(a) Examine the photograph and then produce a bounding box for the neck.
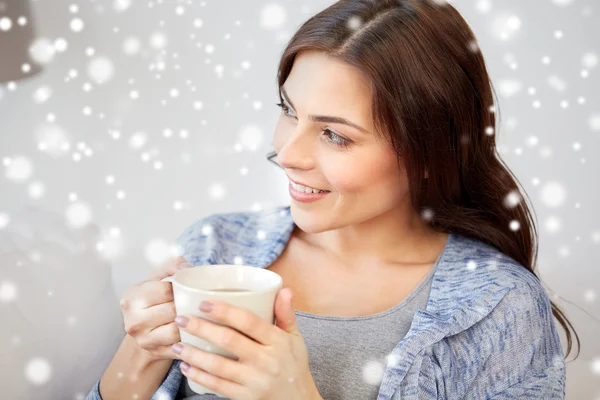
[298,204,447,270]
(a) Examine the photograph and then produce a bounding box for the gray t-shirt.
[176,261,437,400]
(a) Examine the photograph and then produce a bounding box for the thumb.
[274,288,299,334]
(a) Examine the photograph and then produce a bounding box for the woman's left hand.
[172,288,323,400]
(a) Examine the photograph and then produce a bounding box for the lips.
[287,177,329,192]
[289,182,331,202]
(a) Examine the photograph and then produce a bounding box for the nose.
[275,125,316,170]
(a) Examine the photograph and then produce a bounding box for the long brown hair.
[266,0,580,359]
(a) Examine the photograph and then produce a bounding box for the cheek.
[327,153,407,197]
[326,159,392,192]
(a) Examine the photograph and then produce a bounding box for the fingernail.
[175,316,189,328]
[181,362,190,372]
[178,262,193,269]
[171,342,183,355]
[199,301,213,313]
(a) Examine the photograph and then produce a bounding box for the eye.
[323,129,352,149]
[275,102,294,118]
[275,102,353,149]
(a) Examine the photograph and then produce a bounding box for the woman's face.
[273,50,414,233]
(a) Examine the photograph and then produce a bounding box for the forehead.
[282,50,373,121]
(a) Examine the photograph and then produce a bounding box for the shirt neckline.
[263,205,454,321]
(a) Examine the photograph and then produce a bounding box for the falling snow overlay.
[0,0,598,399]
[83,208,568,400]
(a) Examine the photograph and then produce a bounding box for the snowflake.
[582,52,598,69]
[497,79,522,97]
[347,16,362,31]
[201,224,213,236]
[55,38,68,52]
[113,0,132,13]
[0,212,10,229]
[503,190,522,208]
[540,182,567,208]
[466,260,477,271]
[548,75,567,92]
[33,85,53,103]
[145,238,172,264]
[25,357,52,385]
[28,181,45,199]
[70,18,84,32]
[0,16,12,31]
[239,124,264,151]
[0,280,18,303]
[29,37,55,64]
[65,201,93,228]
[4,155,34,181]
[208,183,226,200]
[589,114,600,131]
[385,353,401,368]
[544,216,561,234]
[123,36,141,55]
[583,290,596,303]
[260,4,286,30]
[362,360,385,386]
[150,32,168,49]
[591,358,600,376]
[88,56,115,84]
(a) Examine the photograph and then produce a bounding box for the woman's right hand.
[119,256,193,362]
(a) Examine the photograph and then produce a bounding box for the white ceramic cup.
[161,264,282,395]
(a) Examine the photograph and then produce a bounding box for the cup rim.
[170,264,282,295]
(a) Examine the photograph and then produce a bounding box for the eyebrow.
[279,87,369,134]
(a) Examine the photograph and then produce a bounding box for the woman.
[86,0,579,399]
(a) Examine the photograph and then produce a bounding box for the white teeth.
[290,181,327,194]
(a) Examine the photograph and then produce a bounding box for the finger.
[176,342,258,386]
[147,256,192,281]
[200,300,281,346]
[177,350,255,400]
[126,281,175,309]
[146,322,181,347]
[123,301,176,336]
[178,315,265,365]
[145,302,178,329]
[154,343,183,360]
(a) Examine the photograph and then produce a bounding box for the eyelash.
[275,102,352,149]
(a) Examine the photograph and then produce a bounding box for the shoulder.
[422,232,561,347]
[176,206,290,245]
[433,233,552,320]
[423,234,565,397]
[174,206,292,266]
[442,233,544,291]
[426,279,565,398]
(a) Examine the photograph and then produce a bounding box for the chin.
[289,206,330,233]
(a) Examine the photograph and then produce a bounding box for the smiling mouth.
[289,180,330,194]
